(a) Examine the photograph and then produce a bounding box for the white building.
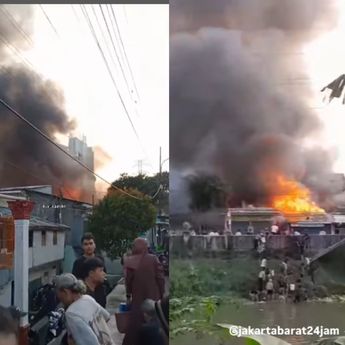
[28,218,69,296]
[0,195,69,307]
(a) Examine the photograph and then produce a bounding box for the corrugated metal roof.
[29,217,70,231]
[333,215,345,223]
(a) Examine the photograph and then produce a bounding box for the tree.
[110,172,169,214]
[88,189,156,259]
[187,174,226,212]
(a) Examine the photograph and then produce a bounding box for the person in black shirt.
[83,257,107,306]
[72,233,108,307]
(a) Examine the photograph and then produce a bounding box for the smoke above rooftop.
[170,0,339,213]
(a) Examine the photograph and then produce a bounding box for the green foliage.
[170,296,230,343]
[187,173,227,212]
[88,189,156,259]
[111,172,169,214]
[170,258,259,298]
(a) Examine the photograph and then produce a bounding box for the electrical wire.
[0,34,35,70]
[0,97,164,201]
[2,159,82,202]
[89,6,124,85]
[0,6,34,47]
[81,5,155,171]
[109,5,140,101]
[0,97,142,200]
[80,5,141,143]
[39,5,61,39]
[98,4,134,103]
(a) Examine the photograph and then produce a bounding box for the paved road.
[106,280,126,345]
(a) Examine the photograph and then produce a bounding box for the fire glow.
[270,174,325,214]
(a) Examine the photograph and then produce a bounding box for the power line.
[0,6,34,47]
[67,5,153,169]
[105,5,126,70]
[109,5,140,102]
[105,4,135,104]
[0,97,142,200]
[39,5,61,39]
[81,5,154,170]
[98,4,134,103]
[0,34,35,70]
[80,4,141,143]
[2,159,78,201]
[89,6,123,81]
[0,97,162,201]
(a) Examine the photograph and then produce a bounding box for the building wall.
[26,191,90,248]
[0,269,12,306]
[29,266,59,284]
[29,231,65,268]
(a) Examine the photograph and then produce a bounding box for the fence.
[169,234,345,258]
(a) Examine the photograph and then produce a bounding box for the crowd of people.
[0,233,168,345]
[250,256,312,303]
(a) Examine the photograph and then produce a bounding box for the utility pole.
[159,146,162,177]
[137,160,143,175]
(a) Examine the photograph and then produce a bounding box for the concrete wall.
[29,231,65,268]
[0,269,12,306]
[170,234,345,257]
[29,266,59,284]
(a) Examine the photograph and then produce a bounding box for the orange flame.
[270,174,325,214]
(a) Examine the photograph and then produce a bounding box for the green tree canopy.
[187,174,226,212]
[110,172,169,214]
[88,189,156,259]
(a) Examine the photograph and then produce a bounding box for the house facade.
[0,186,92,308]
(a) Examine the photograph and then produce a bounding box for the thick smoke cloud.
[170,0,338,211]
[0,5,93,202]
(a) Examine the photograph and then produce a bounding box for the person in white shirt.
[54,273,115,345]
[271,225,279,234]
[260,257,267,269]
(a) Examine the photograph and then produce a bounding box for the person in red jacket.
[122,238,165,345]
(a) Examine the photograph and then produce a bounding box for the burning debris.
[0,5,95,203]
[170,0,340,214]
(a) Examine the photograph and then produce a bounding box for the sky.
[18,4,168,193]
[303,0,345,173]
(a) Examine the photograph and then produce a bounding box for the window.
[53,232,58,245]
[41,231,46,246]
[29,232,33,248]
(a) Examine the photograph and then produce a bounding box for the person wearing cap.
[54,273,115,345]
[0,306,19,345]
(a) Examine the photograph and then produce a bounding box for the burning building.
[59,136,96,203]
[0,6,97,204]
[170,0,344,223]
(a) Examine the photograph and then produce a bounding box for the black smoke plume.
[0,5,93,202]
[170,0,340,212]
